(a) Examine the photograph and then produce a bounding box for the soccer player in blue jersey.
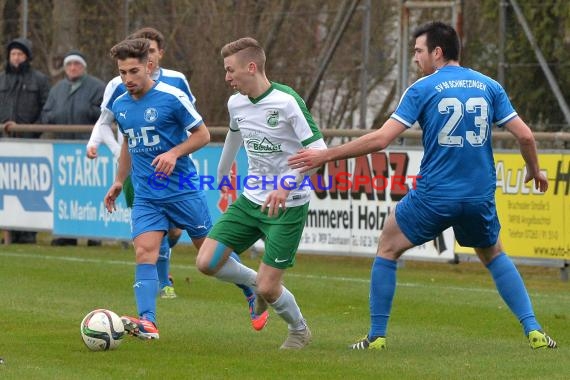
[90,28,256,308]
[104,38,267,339]
[87,27,196,159]
[289,21,557,350]
[87,27,191,299]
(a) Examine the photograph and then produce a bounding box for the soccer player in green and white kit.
[196,37,327,349]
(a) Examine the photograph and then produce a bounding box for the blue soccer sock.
[486,252,541,335]
[230,252,254,299]
[134,263,159,323]
[156,236,171,289]
[368,256,398,339]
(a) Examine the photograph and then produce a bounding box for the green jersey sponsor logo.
[266,109,279,128]
[246,137,282,153]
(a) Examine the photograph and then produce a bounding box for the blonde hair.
[221,37,266,73]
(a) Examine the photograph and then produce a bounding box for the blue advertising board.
[52,142,247,241]
[53,143,131,239]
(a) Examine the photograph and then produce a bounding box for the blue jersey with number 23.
[391,65,517,201]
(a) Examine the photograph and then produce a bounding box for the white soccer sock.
[270,286,306,330]
[213,257,257,289]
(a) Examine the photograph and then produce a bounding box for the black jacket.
[0,38,51,138]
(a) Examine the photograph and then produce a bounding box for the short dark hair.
[221,37,266,73]
[128,27,165,50]
[412,21,460,61]
[110,38,150,62]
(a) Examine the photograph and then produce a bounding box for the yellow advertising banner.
[456,153,569,259]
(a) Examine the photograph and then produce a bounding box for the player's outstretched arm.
[264,138,327,217]
[86,109,119,159]
[87,77,124,159]
[217,129,242,192]
[280,138,327,183]
[289,119,407,173]
[504,116,548,192]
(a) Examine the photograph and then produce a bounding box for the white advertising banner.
[298,149,455,260]
[0,141,454,261]
[0,141,54,230]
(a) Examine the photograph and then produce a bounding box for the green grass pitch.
[0,242,568,379]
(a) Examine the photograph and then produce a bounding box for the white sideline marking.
[1,251,568,300]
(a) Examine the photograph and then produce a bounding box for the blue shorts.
[395,190,500,248]
[131,194,212,240]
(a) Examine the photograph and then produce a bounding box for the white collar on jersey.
[151,67,161,81]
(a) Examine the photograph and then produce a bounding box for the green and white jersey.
[228,82,325,207]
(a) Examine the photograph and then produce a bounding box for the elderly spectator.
[41,50,105,140]
[41,49,105,246]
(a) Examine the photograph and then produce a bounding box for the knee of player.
[377,234,409,260]
[377,247,404,261]
[197,239,233,275]
[257,287,280,304]
[255,278,281,302]
[196,242,223,275]
[168,228,182,241]
[134,248,159,264]
[195,251,216,275]
[255,285,271,300]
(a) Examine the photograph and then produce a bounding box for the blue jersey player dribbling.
[289,21,557,350]
[104,38,267,340]
[88,27,196,300]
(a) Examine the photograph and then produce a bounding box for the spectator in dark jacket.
[0,37,51,244]
[41,50,105,246]
[41,50,105,140]
[0,37,50,138]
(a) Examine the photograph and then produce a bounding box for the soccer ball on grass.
[80,309,125,351]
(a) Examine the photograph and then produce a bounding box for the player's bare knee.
[134,248,158,264]
[254,280,281,303]
[195,251,215,275]
[475,245,501,265]
[380,250,404,261]
[255,286,272,302]
[168,228,182,240]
